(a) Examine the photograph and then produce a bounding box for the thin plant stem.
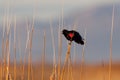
[29,17,34,80]
[58,19,62,80]
[6,15,11,80]
[26,18,31,80]
[13,15,17,80]
[60,42,72,80]
[80,28,87,80]
[1,15,6,80]
[50,18,57,80]
[18,29,23,80]
[41,30,46,80]
[67,54,73,80]
[109,4,114,80]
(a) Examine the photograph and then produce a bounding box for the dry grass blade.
[41,30,46,80]
[67,54,73,80]
[58,18,63,80]
[18,29,23,80]
[60,42,72,80]
[80,28,87,80]
[109,4,115,80]
[6,15,12,80]
[49,18,57,80]
[22,17,30,80]
[13,15,17,80]
[1,15,6,80]
[27,17,34,80]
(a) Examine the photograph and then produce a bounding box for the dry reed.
[13,15,17,80]
[27,17,34,80]
[1,15,6,80]
[60,42,72,80]
[18,28,23,80]
[80,29,86,80]
[58,16,63,80]
[109,4,115,80]
[41,30,46,80]
[6,15,12,80]
[49,19,57,80]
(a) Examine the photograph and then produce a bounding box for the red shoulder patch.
[68,33,74,38]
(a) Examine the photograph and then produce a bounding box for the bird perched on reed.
[62,29,84,45]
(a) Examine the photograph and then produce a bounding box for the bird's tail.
[80,40,84,45]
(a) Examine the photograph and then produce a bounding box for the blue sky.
[0,0,120,20]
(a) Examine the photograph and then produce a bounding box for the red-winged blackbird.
[62,29,84,45]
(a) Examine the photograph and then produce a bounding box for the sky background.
[0,0,120,20]
[0,0,120,64]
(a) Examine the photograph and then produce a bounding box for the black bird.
[62,29,84,45]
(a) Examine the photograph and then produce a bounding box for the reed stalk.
[22,17,30,80]
[41,30,46,80]
[6,14,11,80]
[26,19,31,80]
[29,17,34,80]
[0,55,2,80]
[1,15,6,80]
[80,29,86,80]
[60,42,72,80]
[49,19,57,80]
[18,29,23,80]
[109,4,114,80]
[58,18,62,80]
[67,54,73,80]
[13,15,17,80]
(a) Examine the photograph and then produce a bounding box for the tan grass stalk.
[73,43,76,64]
[41,30,46,80]
[22,17,30,80]
[58,1,64,79]
[29,17,34,80]
[58,16,63,80]
[28,34,31,80]
[26,18,31,80]
[4,8,7,79]
[22,17,29,80]
[13,15,17,80]
[1,15,6,80]
[69,57,74,80]
[21,17,29,80]
[49,18,57,80]
[109,4,114,80]
[0,55,2,80]
[21,50,25,80]
[67,58,70,80]
[0,59,1,79]
[60,42,72,80]
[18,30,23,80]
[67,54,73,80]
[6,15,12,80]
[80,29,86,80]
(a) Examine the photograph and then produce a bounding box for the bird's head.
[62,29,68,35]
